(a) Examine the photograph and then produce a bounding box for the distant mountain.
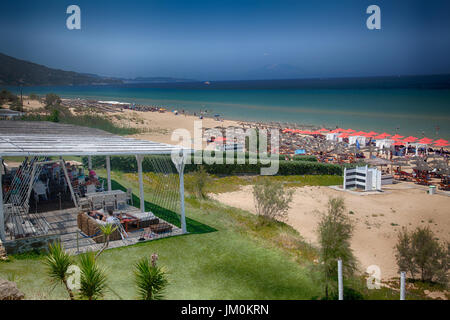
[124,76,197,83]
[115,74,450,90]
[0,53,123,86]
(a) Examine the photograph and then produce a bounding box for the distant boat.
[204,81,211,85]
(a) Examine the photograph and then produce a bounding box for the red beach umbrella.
[390,134,404,140]
[433,139,449,144]
[345,128,356,133]
[403,136,418,143]
[375,132,391,139]
[319,128,329,132]
[417,137,433,144]
[339,133,350,138]
[433,141,449,147]
[365,131,379,137]
[392,141,405,146]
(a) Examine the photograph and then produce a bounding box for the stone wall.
[3,234,60,255]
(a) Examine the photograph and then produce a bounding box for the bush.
[329,286,364,300]
[28,93,40,100]
[78,251,107,300]
[395,227,449,285]
[45,93,61,107]
[47,109,60,122]
[0,89,19,104]
[134,255,168,300]
[292,155,318,162]
[253,178,294,223]
[185,166,213,199]
[81,155,343,176]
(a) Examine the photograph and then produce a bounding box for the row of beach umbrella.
[282,128,449,147]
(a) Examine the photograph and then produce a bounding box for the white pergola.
[0,121,189,242]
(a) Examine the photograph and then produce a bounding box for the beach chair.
[33,180,48,201]
[116,192,128,210]
[126,188,133,205]
[104,194,116,211]
[91,195,104,210]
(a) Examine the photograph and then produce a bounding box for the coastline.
[16,87,450,140]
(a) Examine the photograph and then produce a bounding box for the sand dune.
[211,183,450,281]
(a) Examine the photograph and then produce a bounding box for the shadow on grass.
[109,179,217,235]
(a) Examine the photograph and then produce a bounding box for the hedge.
[82,155,342,176]
[292,155,318,162]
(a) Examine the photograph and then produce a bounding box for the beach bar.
[0,121,189,253]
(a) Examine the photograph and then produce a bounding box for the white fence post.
[338,259,343,300]
[343,167,347,190]
[400,271,406,300]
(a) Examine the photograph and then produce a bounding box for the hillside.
[0,53,123,86]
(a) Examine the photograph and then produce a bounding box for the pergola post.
[136,155,145,212]
[0,156,5,241]
[88,155,92,170]
[174,152,187,234]
[179,164,186,234]
[106,155,112,191]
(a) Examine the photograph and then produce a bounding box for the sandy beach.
[111,109,242,145]
[211,183,450,281]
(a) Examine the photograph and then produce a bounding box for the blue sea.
[17,85,450,139]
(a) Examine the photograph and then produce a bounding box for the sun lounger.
[126,211,159,228]
[149,222,173,234]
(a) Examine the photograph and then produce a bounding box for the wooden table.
[119,214,139,232]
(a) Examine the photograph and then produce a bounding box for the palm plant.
[95,223,118,260]
[79,251,107,300]
[44,240,75,300]
[134,256,168,300]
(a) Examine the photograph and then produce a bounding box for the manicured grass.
[0,171,322,300]
[1,170,409,300]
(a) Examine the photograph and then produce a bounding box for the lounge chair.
[104,194,116,211]
[116,192,128,210]
[91,196,104,210]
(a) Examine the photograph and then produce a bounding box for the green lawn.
[0,170,323,300]
[1,170,419,300]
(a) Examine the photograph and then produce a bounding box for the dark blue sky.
[1,0,449,80]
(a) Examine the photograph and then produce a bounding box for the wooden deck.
[6,206,182,254]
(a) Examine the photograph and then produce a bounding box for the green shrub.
[81,155,343,176]
[253,178,294,224]
[292,155,318,162]
[395,227,449,285]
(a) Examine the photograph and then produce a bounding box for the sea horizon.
[14,84,450,140]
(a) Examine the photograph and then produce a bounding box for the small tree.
[253,178,294,224]
[187,166,212,199]
[47,109,60,122]
[45,93,61,107]
[44,241,75,300]
[134,253,168,300]
[78,251,107,300]
[395,227,448,285]
[317,197,357,299]
[94,224,118,260]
